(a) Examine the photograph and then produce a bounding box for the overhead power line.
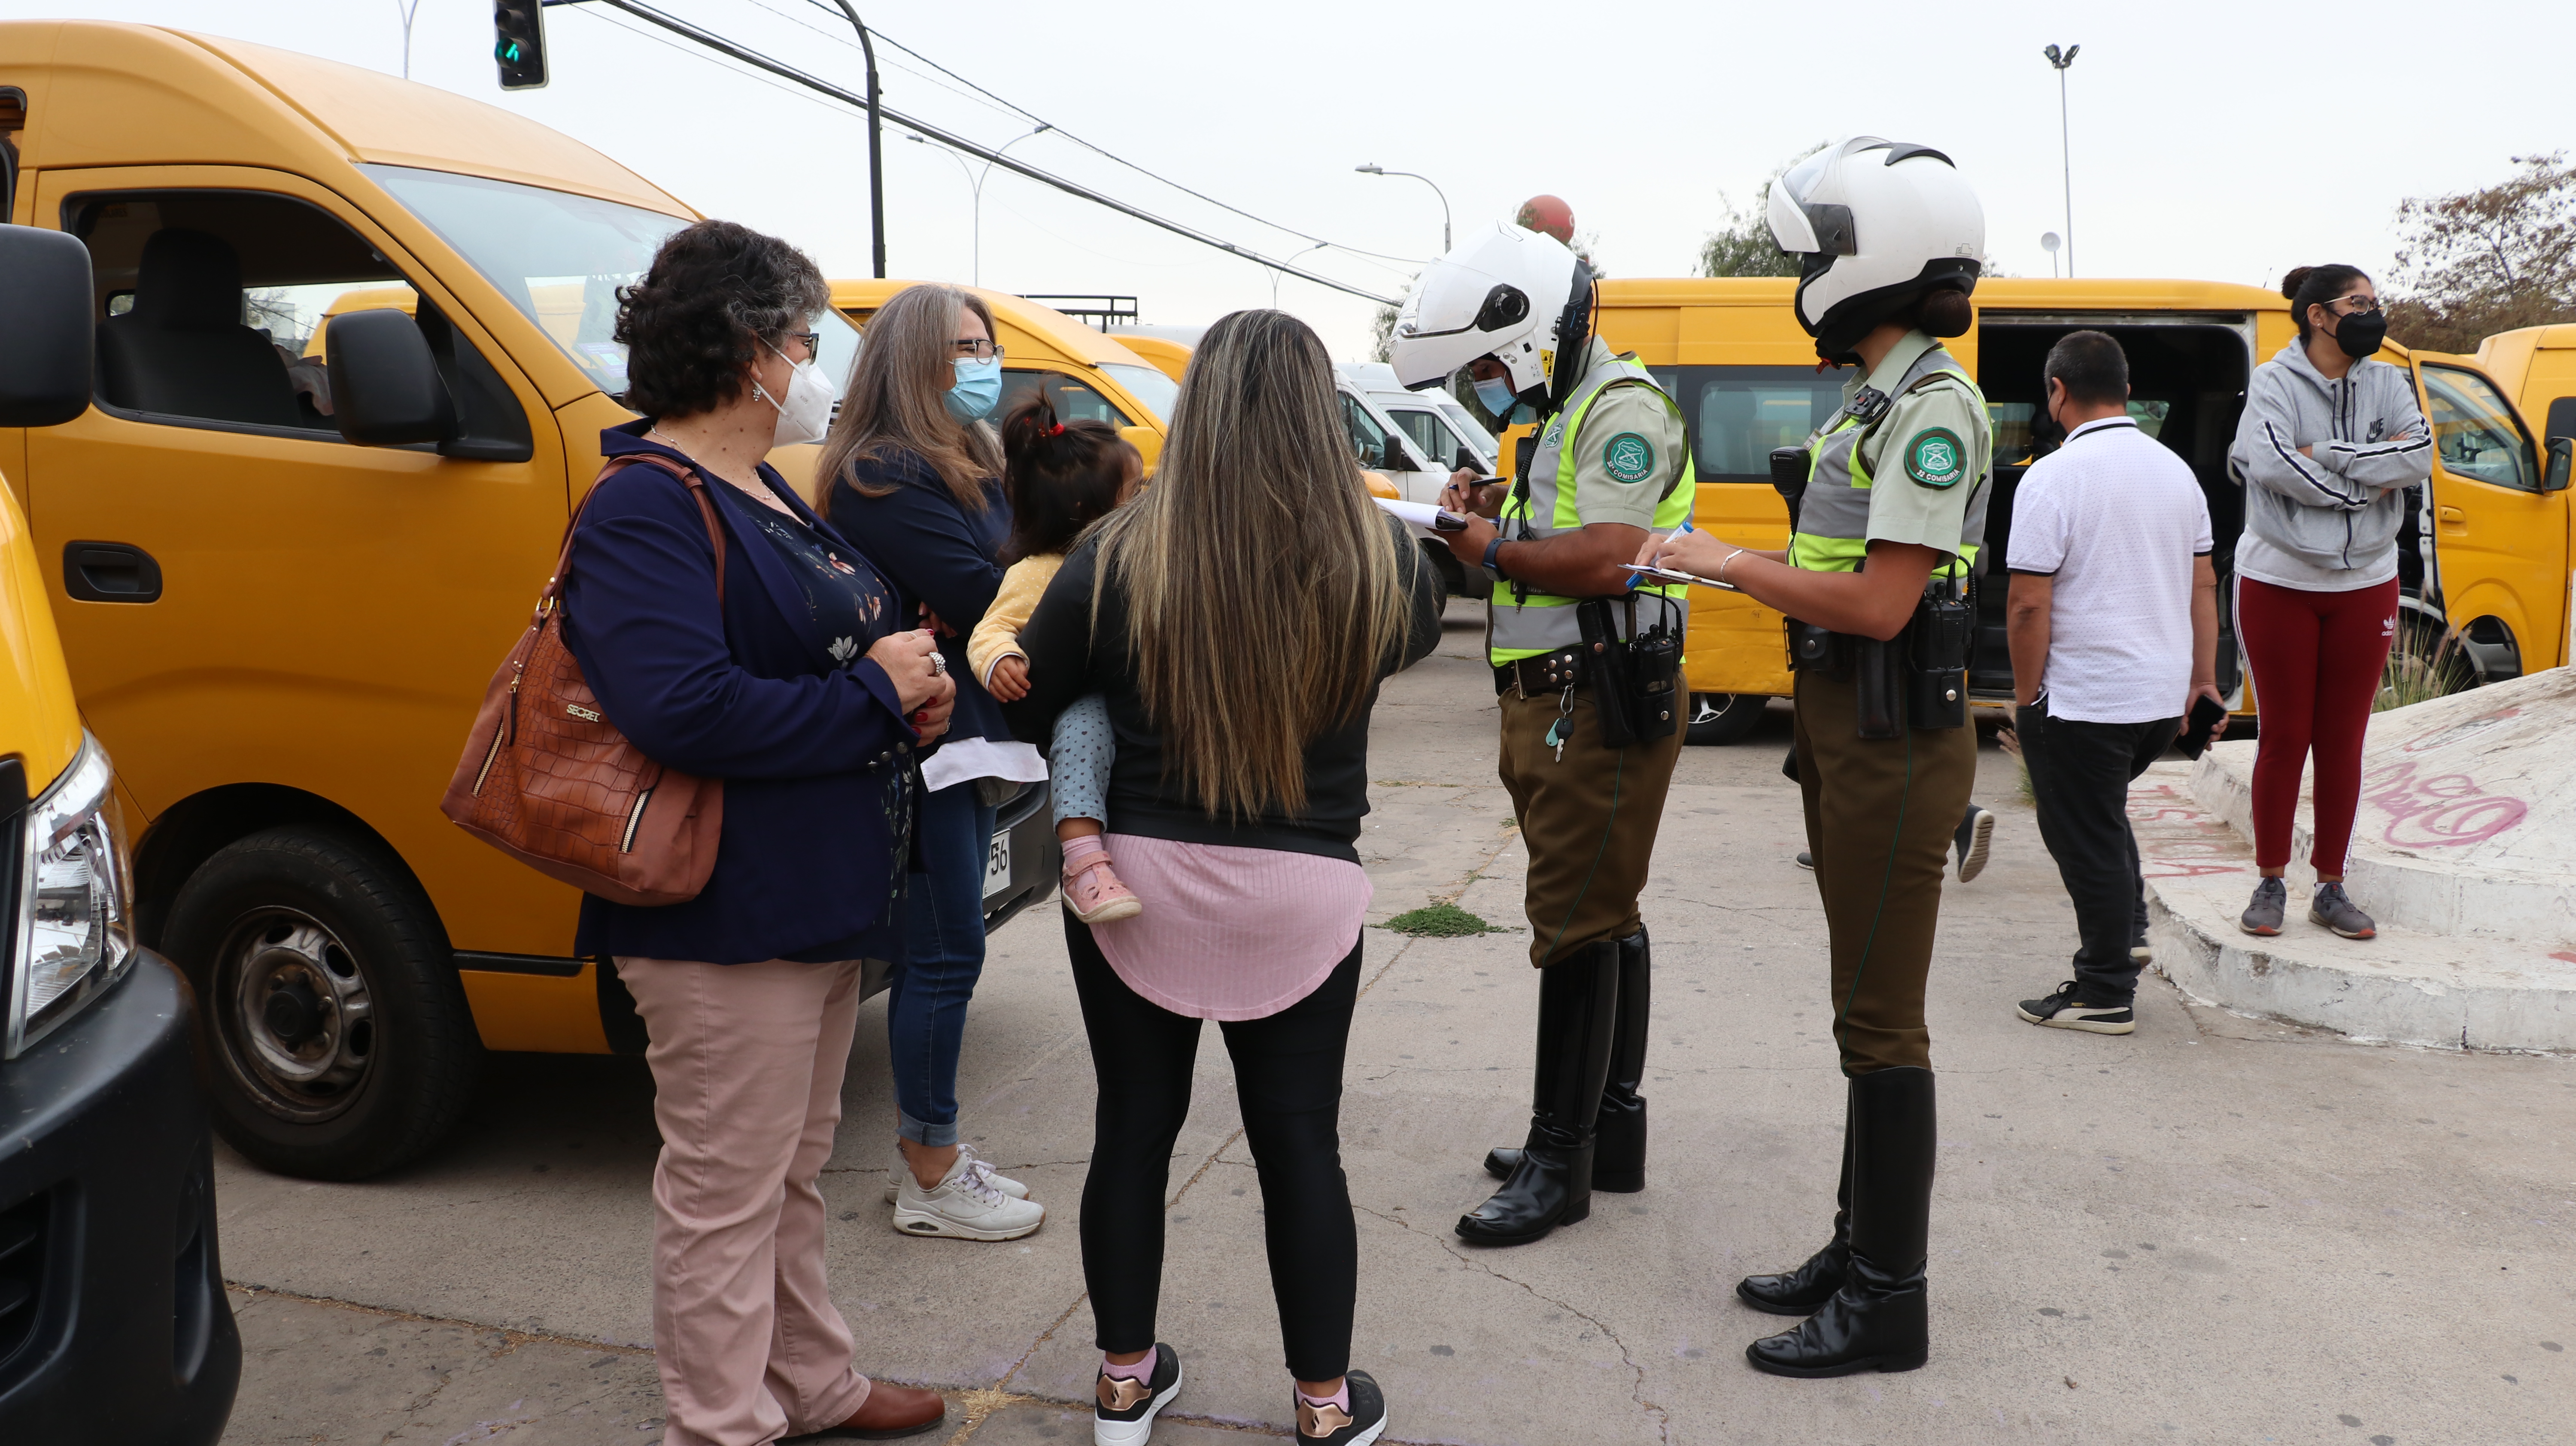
[580,0,1400,305]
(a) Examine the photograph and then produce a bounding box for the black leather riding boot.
[1736,1085,1854,1315]
[1745,1066,1934,1376]
[1456,940,1618,1246]
[1482,928,1650,1192]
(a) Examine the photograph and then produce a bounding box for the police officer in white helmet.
[1391,221,1694,1247]
[1646,137,1992,1376]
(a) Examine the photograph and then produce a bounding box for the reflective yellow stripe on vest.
[1488,358,1697,665]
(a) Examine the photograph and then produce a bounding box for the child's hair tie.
[1045,422,1066,437]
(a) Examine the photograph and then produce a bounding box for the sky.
[12,0,2574,360]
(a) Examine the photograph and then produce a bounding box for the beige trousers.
[615,956,875,1446]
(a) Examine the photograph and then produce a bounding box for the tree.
[2385,152,2576,355]
[1698,145,1824,278]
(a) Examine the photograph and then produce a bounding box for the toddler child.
[970,396,1145,924]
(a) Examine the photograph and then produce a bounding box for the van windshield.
[360,165,859,400]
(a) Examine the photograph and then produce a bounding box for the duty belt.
[1495,646,1586,696]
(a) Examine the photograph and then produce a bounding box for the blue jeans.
[887,779,996,1147]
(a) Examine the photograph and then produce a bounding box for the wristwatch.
[1482,536,1509,583]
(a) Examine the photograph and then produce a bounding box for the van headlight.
[4,735,135,1058]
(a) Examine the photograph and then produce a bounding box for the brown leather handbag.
[441,455,726,906]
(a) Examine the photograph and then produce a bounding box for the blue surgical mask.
[1473,377,1520,420]
[945,355,1002,421]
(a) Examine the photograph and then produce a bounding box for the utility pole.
[2043,43,2079,278]
[829,3,886,278]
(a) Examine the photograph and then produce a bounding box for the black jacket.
[829,447,1016,753]
[1003,513,1443,861]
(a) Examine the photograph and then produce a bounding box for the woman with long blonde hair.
[1005,309,1440,1446]
[821,283,1047,1244]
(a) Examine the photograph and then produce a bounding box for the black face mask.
[2331,310,2387,359]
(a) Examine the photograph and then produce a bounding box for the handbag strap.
[541,452,729,616]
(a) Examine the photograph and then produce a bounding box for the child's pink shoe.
[1064,853,1143,923]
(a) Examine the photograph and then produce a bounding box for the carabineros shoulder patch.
[1602,431,1656,484]
[1903,426,1967,489]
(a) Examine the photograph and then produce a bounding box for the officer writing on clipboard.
[1645,137,1990,1377]
[1388,220,1694,1247]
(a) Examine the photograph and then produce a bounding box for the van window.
[1339,392,1391,463]
[1384,406,1463,466]
[1098,362,1177,427]
[1001,370,1131,429]
[364,164,711,400]
[2422,365,2538,492]
[69,188,529,457]
[1649,366,1848,483]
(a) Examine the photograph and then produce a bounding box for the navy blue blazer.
[828,447,1015,754]
[562,423,918,965]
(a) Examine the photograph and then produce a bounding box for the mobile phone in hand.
[2174,694,2230,760]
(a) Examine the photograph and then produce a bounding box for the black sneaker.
[2016,981,2135,1035]
[1294,1369,1387,1445]
[1093,1343,1181,1446]
[1953,804,1994,883]
[1795,851,1816,871]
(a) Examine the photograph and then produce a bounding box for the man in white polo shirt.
[2006,331,2225,1035]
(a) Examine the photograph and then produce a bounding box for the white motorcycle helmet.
[1767,136,1984,365]
[1388,220,1593,413]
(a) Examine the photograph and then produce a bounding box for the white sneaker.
[891,1151,1045,1241]
[882,1140,1030,1204]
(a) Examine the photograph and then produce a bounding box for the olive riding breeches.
[1498,686,1683,968]
[1792,670,1977,1074]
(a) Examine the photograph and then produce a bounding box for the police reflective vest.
[1790,339,1991,578]
[1488,352,1697,664]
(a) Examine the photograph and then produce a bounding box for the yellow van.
[1109,332,1193,386]
[1587,277,2307,741]
[2,21,1061,1179]
[830,282,1176,472]
[2410,324,2576,676]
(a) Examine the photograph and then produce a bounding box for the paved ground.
[218,601,2576,1445]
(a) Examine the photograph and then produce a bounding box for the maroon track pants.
[2235,575,2400,874]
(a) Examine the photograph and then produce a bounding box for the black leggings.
[1066,913,1361,1382]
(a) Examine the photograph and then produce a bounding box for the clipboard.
[1620,562,1739,592]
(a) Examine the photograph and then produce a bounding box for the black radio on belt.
[1906,580,1974,731]
[1576,595,1681,748]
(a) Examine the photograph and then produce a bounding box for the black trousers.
[2014,699,2178,1006]
[1066,913,1361,1382]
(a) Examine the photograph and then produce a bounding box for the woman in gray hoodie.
[2226,264,2431,942]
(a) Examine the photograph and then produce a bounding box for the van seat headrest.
[130,228,247,332]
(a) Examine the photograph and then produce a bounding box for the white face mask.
[753,338,835,448]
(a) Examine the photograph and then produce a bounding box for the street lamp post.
[2042,43,2079,279]
[907,124,1051,288]
[1271,241,1330,310]
[1355,164,1450,254]
[826,3,885,278]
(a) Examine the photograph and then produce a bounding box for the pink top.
[1087,833,1371,1021]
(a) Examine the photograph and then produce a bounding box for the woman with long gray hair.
[1005,310,1442,1446]
[820,284,1048,1243]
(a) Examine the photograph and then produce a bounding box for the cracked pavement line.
[1352,1204,1673,1446]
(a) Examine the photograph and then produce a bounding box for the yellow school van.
[831,281,1176,472]
[0,22,1077,1181]
[1588,277,2303,741]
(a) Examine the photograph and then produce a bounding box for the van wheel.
[164,827,480,1181]
[1685,693,1767,745]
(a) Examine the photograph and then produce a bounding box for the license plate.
[981,832,1011,899]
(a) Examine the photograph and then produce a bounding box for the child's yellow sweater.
[966,553,1063,687]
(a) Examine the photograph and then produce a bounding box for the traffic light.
[494,0,548,91]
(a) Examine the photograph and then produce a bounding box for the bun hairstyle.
[1913,288,1975,338]
[2282,264,2370,341]
[997,393,1139,566]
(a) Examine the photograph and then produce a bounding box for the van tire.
[164,826,480,1181]
[1685,692,1768,745]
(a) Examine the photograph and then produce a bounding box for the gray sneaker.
[2310,882,2378,940]
[2239,877,2287,936]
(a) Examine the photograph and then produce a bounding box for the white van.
[1329,371,1479,600]
[1342,362,1498,475]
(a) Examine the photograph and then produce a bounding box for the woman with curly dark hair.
[816,285,1048,1243]
[565,218,955,1444]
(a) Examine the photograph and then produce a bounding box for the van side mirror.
[0,226,96,428]
[1379,435,1409,473]
[328,307,456,447]
[2547,437,2573,493]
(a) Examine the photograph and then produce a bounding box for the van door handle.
[2436,506,2465,524]
[63,541,164,603]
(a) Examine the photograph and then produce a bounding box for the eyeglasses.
[778,331,820,359]
[2327,296,2382,316]
[952,338,1003,360]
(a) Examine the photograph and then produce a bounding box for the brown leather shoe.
[786,1382,948,1441]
